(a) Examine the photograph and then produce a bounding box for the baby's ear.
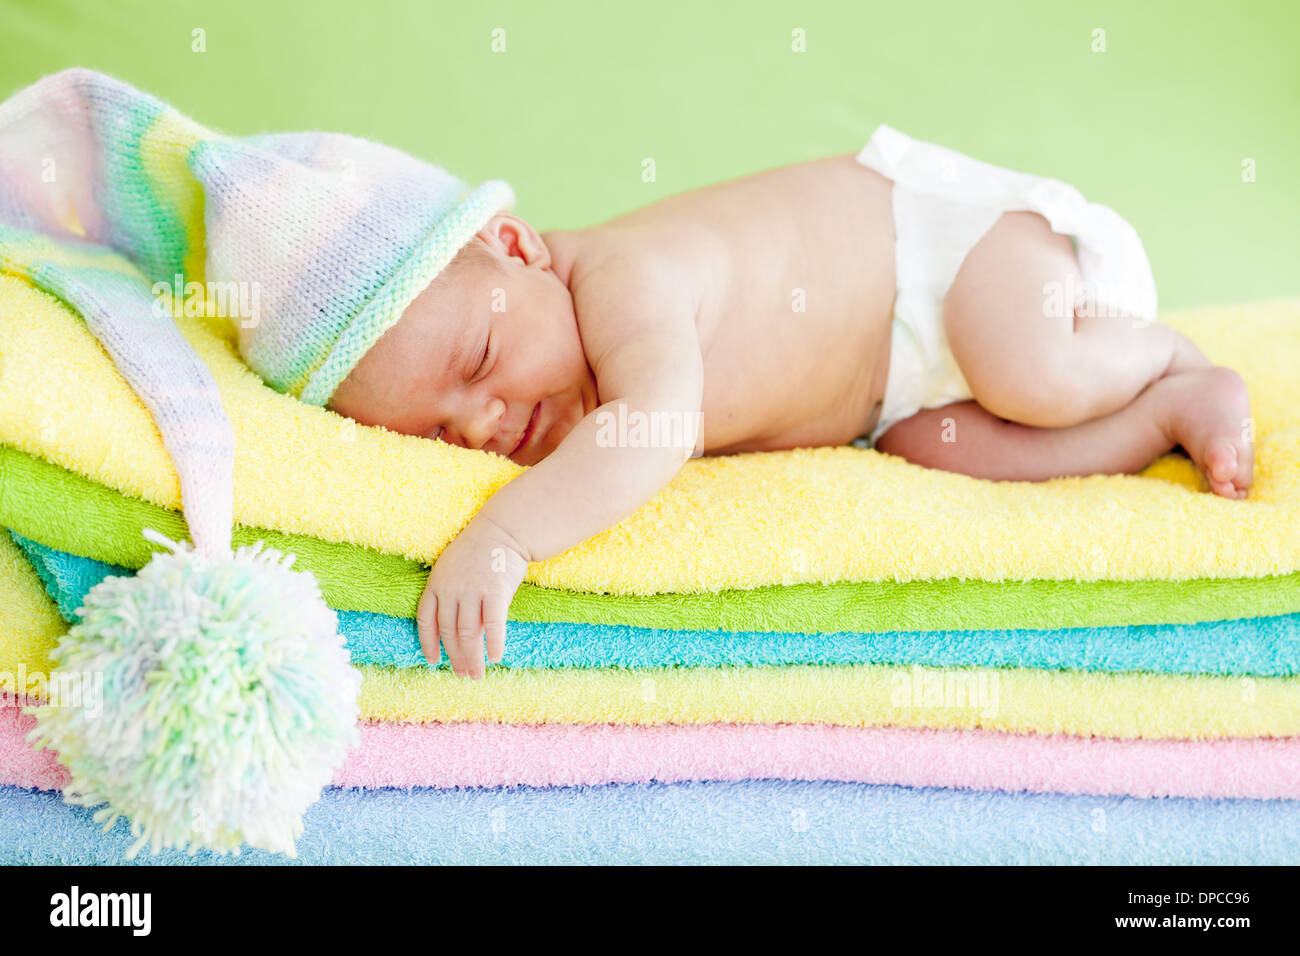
[476,213,550,269]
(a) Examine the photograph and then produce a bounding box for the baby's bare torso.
[544,155,898,453]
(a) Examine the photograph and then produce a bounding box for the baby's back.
[549,154,899,454]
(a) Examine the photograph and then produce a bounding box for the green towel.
[3,443,1297,631]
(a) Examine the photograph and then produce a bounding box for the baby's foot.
[1157,367,1254,499]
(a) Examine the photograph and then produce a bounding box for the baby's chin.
[509,395,583,466]
[509,421,560,466]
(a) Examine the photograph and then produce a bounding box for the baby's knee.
[975,354,1095,428]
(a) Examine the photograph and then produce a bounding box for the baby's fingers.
[483,597,508,666]
[437,595,466,677]
[416,585,442,668]
[456,599,487,680]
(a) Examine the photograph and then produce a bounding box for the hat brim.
[297,179,516,408]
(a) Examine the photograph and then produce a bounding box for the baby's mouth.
[510,402,541,458]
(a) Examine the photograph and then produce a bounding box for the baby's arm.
[418,261,703,676]
[477,331,703,559]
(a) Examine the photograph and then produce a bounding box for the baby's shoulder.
[570,230,703,316]
[566,233,705,363]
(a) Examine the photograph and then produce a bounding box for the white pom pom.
[26,530,361,859]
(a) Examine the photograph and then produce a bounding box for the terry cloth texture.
[3,538,1297,739]
[5,564,1299,739]
[5,448,1300,632]
[0,532,60,681]
[0,782,1297,865]
[6,693,1300,800]
[4,503,1296,862]
[1,272,1298,590]
[14,531,1300,677]
[345,666,1300,738]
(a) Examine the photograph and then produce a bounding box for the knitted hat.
[0,68,512,856]
[1,68,514,554]
[195,131,514,406]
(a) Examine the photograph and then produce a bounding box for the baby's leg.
[943,210,1208,426]
[876,367,1252,497]
[941,210,1252,495]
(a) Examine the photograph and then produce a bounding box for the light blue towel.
[0,780,1297,864]
[11,529,1299,676]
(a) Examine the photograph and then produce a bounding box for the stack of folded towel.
[1,271,1298,864]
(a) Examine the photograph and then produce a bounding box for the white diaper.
[854,124,1159,447]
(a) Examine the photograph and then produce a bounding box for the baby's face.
[330,233,597,466]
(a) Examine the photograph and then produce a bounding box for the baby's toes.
[1232,459,1254,498]
[1208,476,1238,499]
[1236,436,1256,495]
[1204,439,1239,485]
[1205,436,1254,499]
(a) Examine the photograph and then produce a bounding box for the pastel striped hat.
[0,68,513,856]
[197,131,514,406]
[0,68,514,555]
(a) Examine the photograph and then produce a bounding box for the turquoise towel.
[12,530,1300,676]
[0,782,1296,864]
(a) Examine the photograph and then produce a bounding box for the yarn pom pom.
[26,530,361,859]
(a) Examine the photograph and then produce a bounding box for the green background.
[2,0,1296,309]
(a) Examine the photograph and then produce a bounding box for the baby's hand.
[416,516,529,679]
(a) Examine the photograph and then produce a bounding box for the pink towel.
[5,695,1296,799]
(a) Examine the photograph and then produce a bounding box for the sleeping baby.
[0,71,1254,682]
[321,126,1254,678]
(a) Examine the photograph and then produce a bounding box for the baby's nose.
[463,398,508,452]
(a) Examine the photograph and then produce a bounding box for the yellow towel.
[0,532,60,687]
[2,546,1295,740]
[1,273,1297,592]
[356,665,1298,740]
